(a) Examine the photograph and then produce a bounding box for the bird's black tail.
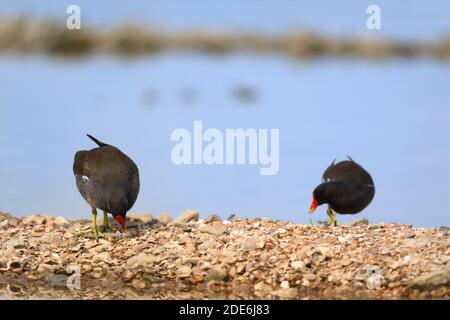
[86,134,108,147]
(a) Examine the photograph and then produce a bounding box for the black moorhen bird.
[73,134,140,238]
[308,156,375,226]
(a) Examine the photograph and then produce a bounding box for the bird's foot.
[74,226,106,239]
[327,218,339,227]
[74,226,92,236]
[92,227,107,240]
[325,208,339,227]
[99,225,114,233]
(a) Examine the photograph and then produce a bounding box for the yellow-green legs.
[73,208,107,238]
[99,210,113,233]
[326,207,339,226]
[91,208,108,239]
[91,208,99,238]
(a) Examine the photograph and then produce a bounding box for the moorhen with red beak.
[309,156,375,226]
[73,135,140,238]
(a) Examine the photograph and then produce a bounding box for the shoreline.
[0,211,449,299]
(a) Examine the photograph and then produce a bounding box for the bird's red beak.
[114,215,126,233]
[309,196,318,213]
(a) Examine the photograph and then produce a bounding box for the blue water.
[0,54,449,227]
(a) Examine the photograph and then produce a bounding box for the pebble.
[240,238,256,251]
[276,288,298,298]
[199,224,228,236]
[131,279,146,290]
[203,214,222,224]
[173,210,199,223]
[182,257,201,265]
[53,216,70,226]
[157,213,173,224]
[177,265,192,278]
[21,215,48,225]
[5,238,26,249]
[254,282,272,292]
[122,270,135,282]
[126,253,155,270]
[205,266,227,282]
[127,213,153,224]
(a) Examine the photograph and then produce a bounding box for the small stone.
[205,266,227,282]
[174,210,199,223]
[254,282,272,292]
[351,218,369,227]
[37,263,57,274]
[121,270,135,282]
[236,264,245,275]
[316,246,331,257]
[407,265,450,291]
[127,213,153,224]
[40,235,63,247]
[83,265,93,273]
[92,267,103,279]
[177,265,192,278]
[197,239,217,251]
[93,252,111,264]
[291,261,305,270]
[53,216,70,226]
[126,253,155,270]
[5,238,27,249]
[21,214,47,225]
[131,279,146,290]
[0,212,10,222]
[157,213,173,224]
[367,273,384,289]
[181,257,201,265]
[276,288,298,298]
[203,214,223,224]
[280,281,290,289]
[240,238,256,251]
[9,261,22,270]
[199,224,228,236]
[302,279,311,287]
[226,214,236,221]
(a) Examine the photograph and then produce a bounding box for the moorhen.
[308,156,375,226]
[73,135,140,238]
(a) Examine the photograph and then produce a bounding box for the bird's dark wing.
[322,159,374,186]
[73,145,140,213]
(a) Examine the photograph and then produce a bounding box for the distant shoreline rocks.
[0,17,449,60]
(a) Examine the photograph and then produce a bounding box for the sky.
[0,1,450,227]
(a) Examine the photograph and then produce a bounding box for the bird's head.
[309,185,328,213]
[114,214,127,233]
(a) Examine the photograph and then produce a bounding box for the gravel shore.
[0,211,449,299]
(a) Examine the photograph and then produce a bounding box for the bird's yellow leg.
[326,208,339,226]
[103,211,109,228]
[90,208,107,239]
[92,208,99,238]
[99,211,113,233]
